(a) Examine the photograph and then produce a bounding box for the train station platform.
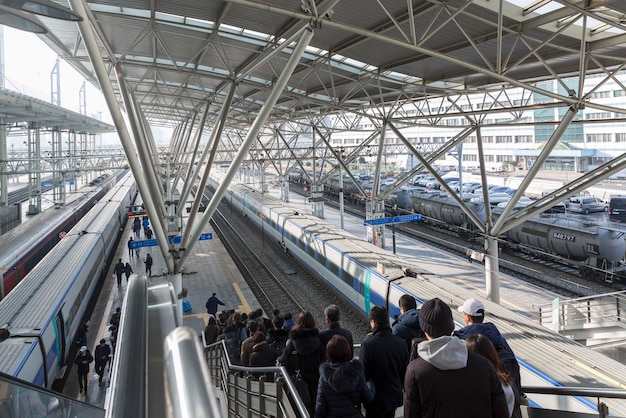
[62,194,262,407]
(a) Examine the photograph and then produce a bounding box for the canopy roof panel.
[32,0,626,127]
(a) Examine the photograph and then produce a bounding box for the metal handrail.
[164,327,221,418]
[105,274,148,418]
[523,386,626,399]
[534,290,626,310]
[204,339,310,418]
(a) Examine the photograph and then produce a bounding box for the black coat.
[279,328,326,412]
[74,351,94,375]
[94,343,111,365]
[267,328,289,353]
[204,323,218,345]
[250,341,280,367]
[314,359,373,418]
[250,341,280,381]
[319,323,354,357]
[359,325,408,414]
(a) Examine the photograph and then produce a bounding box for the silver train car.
[209,173,626,415]
[0,172,137,388]
[0,170,127,299]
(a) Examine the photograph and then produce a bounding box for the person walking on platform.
[114,259,124,287]
[127,236,134,258]
[205,293,225,316]
[133,217,141,237]
[360,306,407,418]
[124,262,133,281]
[74,346,93,394]
[76,319,89,348]
[144,253,153,276]
[145,227,153,240]
[319,304,354,358]
[94,338,111,386]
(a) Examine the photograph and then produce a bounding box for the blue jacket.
[454,322,514,355]
[454,322,522,395]
[392,308,424,349]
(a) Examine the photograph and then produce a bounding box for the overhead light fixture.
[1,0,82,21]
[0,4,47,33]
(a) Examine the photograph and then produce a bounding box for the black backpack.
[409,337,427,362]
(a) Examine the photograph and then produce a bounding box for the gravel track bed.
[211,195,371,344]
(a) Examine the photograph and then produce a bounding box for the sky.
[3,27,110,120]
[1,27,132,147]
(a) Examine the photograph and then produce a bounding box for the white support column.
[69,0,174,272]
[27,124,41,215]
[0,117,7,206]
[485,235,500,304]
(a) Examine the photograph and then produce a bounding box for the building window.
[585,112,611,120]
[591,91,611,99]
[586,133,612,142]
[515,135,532,143]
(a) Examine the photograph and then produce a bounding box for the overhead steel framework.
[0,88,117,208]
[25,0,626,304]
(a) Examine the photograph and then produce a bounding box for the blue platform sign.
[130,233,212,249]
[363,214,422,226]
[130,239,158,249]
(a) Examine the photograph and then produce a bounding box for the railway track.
[208,194,371,343]
[210,208,305,317]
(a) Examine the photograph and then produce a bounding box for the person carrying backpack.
[392,294,425,352]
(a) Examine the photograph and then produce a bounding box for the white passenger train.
[209,173,626,416]
[0,172,137,388]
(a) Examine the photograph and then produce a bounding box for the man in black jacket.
[319,304,354,357]
[75,346,94,394]
[94,338,111,386]
[360,305,408,418]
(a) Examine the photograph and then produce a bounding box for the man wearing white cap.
[454,298,522,398]
[74,346,94,394]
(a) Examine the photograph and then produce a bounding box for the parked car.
[567,196,608,214]
[609,195,626,222]
[462,182,481,193]
[445,180,460,192]
[490,186,516,195]
[417,176,435,187]
[473,185,498,195]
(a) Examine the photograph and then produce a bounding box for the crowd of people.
[204,293,523,418]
